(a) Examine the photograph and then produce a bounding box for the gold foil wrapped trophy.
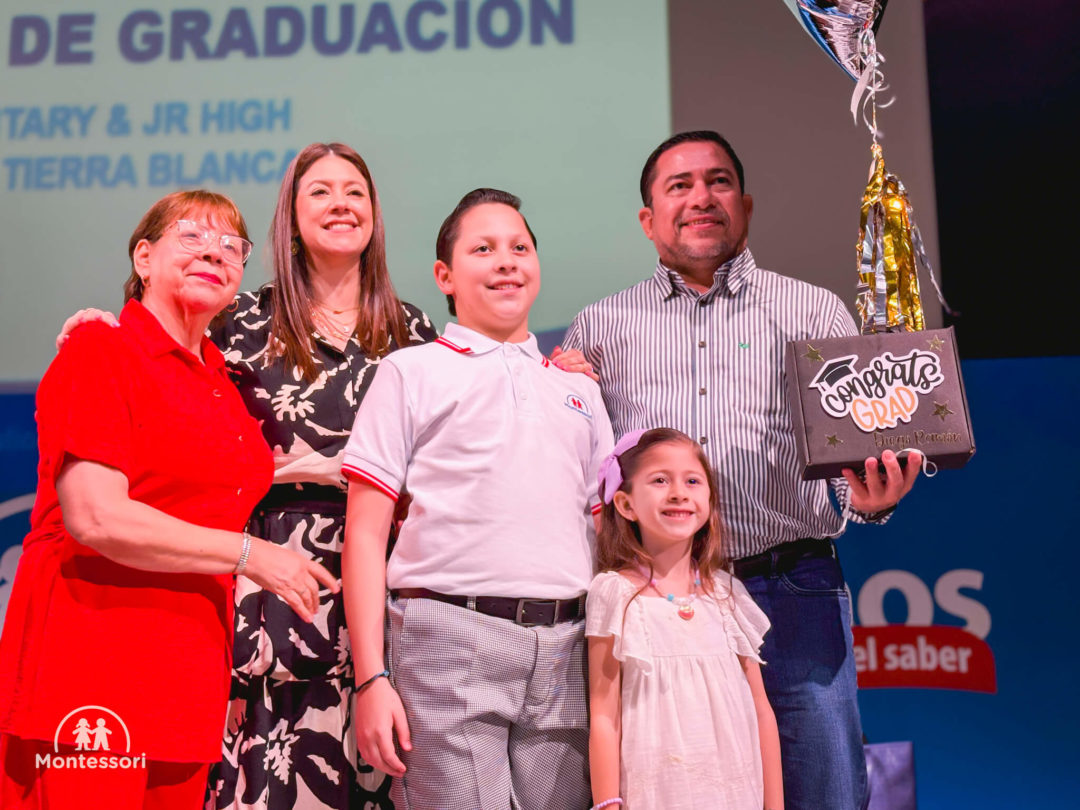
[780,1,973,479]
[782,1,952,334]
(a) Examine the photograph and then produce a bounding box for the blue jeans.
[741,552,869,810]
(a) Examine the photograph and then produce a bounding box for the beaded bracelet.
[234,531,252,574]
[357,669,390,693]
[590,799,623,809]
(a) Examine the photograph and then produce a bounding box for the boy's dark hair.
[639,130,746,206]
[435,188,538,316]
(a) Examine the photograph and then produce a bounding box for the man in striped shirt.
[562,131,921,810]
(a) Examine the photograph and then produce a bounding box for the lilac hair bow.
[598,429,648,504]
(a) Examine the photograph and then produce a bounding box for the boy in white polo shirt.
[341,188,613,810]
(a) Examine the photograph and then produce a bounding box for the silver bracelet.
[591,800,623,809]
[234,531,252,574]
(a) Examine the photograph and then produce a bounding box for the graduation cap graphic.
[809,355,858,390]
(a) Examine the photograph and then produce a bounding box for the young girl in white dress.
[586,428,784,810]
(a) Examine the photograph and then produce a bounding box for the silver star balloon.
[781,0,889,81]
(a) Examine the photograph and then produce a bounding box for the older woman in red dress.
[0,190,337,810]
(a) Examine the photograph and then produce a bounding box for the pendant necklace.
[312,305,357,342]
[648,567,701,621]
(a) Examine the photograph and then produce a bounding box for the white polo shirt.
[343,322,613,599]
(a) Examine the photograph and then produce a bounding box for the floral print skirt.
[206,491,392,810]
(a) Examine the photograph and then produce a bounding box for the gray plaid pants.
[386,595,591,810]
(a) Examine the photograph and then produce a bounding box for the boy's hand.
[57,308,119,350]
[550,345,599,382]
[354,676,412,777]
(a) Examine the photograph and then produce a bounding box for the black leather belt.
[257,484,346,515]
[393,588,585,627]
[733,537,836,580]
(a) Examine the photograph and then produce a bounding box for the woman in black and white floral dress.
[205,143,437,810]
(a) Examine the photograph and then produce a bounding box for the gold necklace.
[316,303,361,315]
[312,307,357,341]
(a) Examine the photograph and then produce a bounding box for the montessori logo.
[809,349,945,432]
[564,393,592,419]
[36,706,147,770]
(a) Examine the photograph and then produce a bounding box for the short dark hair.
[435,188,538,316]
[639,130,745,206]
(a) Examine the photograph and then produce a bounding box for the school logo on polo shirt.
[564,394,592,419]
[36,705,148,770]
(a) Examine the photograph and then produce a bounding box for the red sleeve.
[38,323,135,483]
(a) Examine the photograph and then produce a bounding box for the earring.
[140,276,150,288]
[290,239,300,256]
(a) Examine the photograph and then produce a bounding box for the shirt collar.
[440,321,545,362]
[120,299,226,372]
[650,247,758,301]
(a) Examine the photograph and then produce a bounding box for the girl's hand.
[354,675,412,777]
[57,308,119,350]
[742,656,783,810]
[240,538,340,622]
[550,345,599,382]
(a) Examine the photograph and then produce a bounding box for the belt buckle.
[515,598,554,627]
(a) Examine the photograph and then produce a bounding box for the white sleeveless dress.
[585,570,771,809]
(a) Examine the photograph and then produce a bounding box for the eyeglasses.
[171,220,253,266]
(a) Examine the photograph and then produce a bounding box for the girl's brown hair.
[269,142,408,381]
[123,190,248,303]
[597,428,729,595]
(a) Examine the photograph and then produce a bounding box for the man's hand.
[57,308,119,350]
[841,449,922,515]
[354,676,412,777]
[550,345,599,382]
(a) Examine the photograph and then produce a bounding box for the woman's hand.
[550,345,599,382]
[225,698,246,737]
[56,308,119,350]
[354,676,412,777]
[241,538,340,622]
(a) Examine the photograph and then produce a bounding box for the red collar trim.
[435,336,474,354]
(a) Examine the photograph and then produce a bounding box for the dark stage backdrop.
[925,0,1080,358]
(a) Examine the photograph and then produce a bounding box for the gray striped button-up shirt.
[563,248,871,560]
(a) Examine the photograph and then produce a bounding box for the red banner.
[853,624,996,693]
